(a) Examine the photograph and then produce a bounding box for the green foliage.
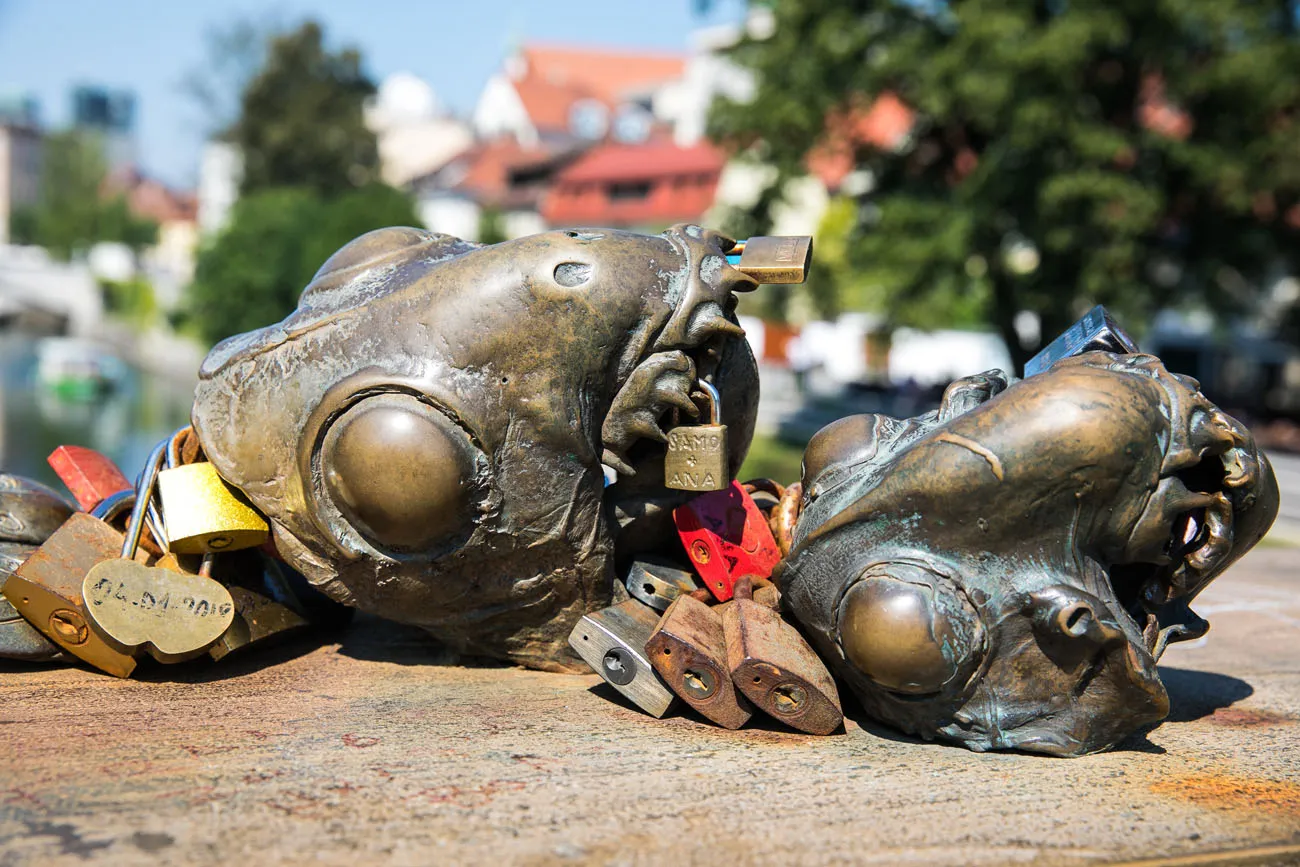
[712,0,1300,365]
[232,20,379,196]
[477,207,508,245]
[12,131,158,259]
[185,184,420,345]
[100,276,158,327]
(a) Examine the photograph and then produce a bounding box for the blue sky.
[0,0,747,188]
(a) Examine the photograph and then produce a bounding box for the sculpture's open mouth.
[1110,444,1257,660]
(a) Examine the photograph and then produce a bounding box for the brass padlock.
[722,576,843,735]
[568,599,676,718]
[646,594,753,730]
[665,380,729,493]
[729,236,813,284]
[1,511,147,677]
[82,440,236,664]
[158,432,269,554]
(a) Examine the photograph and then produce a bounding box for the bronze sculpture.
[778,353,1279,755]
[190,225,767,671]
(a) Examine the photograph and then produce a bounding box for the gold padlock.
[158,461,269,554]
[665,380,729,493]
[732,236,813,284]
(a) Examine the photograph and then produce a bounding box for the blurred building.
[103,167,199,309]
[365,72,473,189]
[197,141,241,236]
[71,86,136,171]
[0,121,41,246]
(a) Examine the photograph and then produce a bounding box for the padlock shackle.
[91,488,135,523]
[697,380,721,426]
[120,439,169,559]
[165,425,192,470]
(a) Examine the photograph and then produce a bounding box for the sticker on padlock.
[1,512,148,677]
[665,380,729,493]
[157,434,269,554]
[0,473,74,545]
[646,594,753,730]
[722,576,843,735]
[0,541,61,662]
[81,439,236,664]
[48,445,133,512]
[568,599,675,718]
[625,558,702,612]
[674,480,782,602]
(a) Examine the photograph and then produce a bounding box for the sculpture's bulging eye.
[554,262,593,287]
[837,565,983,695]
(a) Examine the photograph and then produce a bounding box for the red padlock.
[674,481,782,602]
[47,445,132,512]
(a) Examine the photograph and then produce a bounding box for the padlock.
[646,594,753,730]
[158,460,269,555]
[664,380,729,493]
[200,549,311,661]
[48,445,132,511]
[1,512,146,676]
[727,236,814,284]
[674,481,782,602]
[722,576,843,735]
[1023,304,1139,377]
[0,473,74,545]
[568,599,675,718]
[81,439,236,664]
[625,558,703,612]
[0,542,61,661]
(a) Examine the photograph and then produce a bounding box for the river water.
[0,333,196,492]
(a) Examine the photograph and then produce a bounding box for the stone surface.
[2,546,1299,867]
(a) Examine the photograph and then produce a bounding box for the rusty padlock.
[722,576,843,735]
[646,594,753,729]
[48,445,133,512]
[674,480,783,602]
[1,510,148,677]
[203,550,310,661]
[568,599,676,718]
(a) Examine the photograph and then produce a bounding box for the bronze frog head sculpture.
[779,353,1278,756]
[192,224,764,671]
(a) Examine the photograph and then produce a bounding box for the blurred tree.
[232,20,379,196]
[185,184,419,345]
[181,16,271,139]
[10,131,158,259]
[477,207,509,245]
[712,0,1300,367]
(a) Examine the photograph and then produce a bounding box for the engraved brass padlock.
[81,439,236,664]
[202,550,310,661]
[665,380,729,493]
[158,430,269,554]
[727,236,813,284]
[647,594,753,730]
[568,599,676,718]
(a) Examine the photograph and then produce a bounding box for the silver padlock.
[625,559,702,612]
[1023,305,1139,377]
[568,599,675,718]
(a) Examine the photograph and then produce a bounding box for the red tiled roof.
[436,138,577,209]
[555,139,725,184]
[102,166,197,224]
[521,44,686,103]
[511,44,687,135]
[541,139,724,227]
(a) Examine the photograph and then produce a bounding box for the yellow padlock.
[158,462,269,554]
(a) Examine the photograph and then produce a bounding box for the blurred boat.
[34,337,126,401]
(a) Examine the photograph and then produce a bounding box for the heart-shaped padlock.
[81,438,235,663]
